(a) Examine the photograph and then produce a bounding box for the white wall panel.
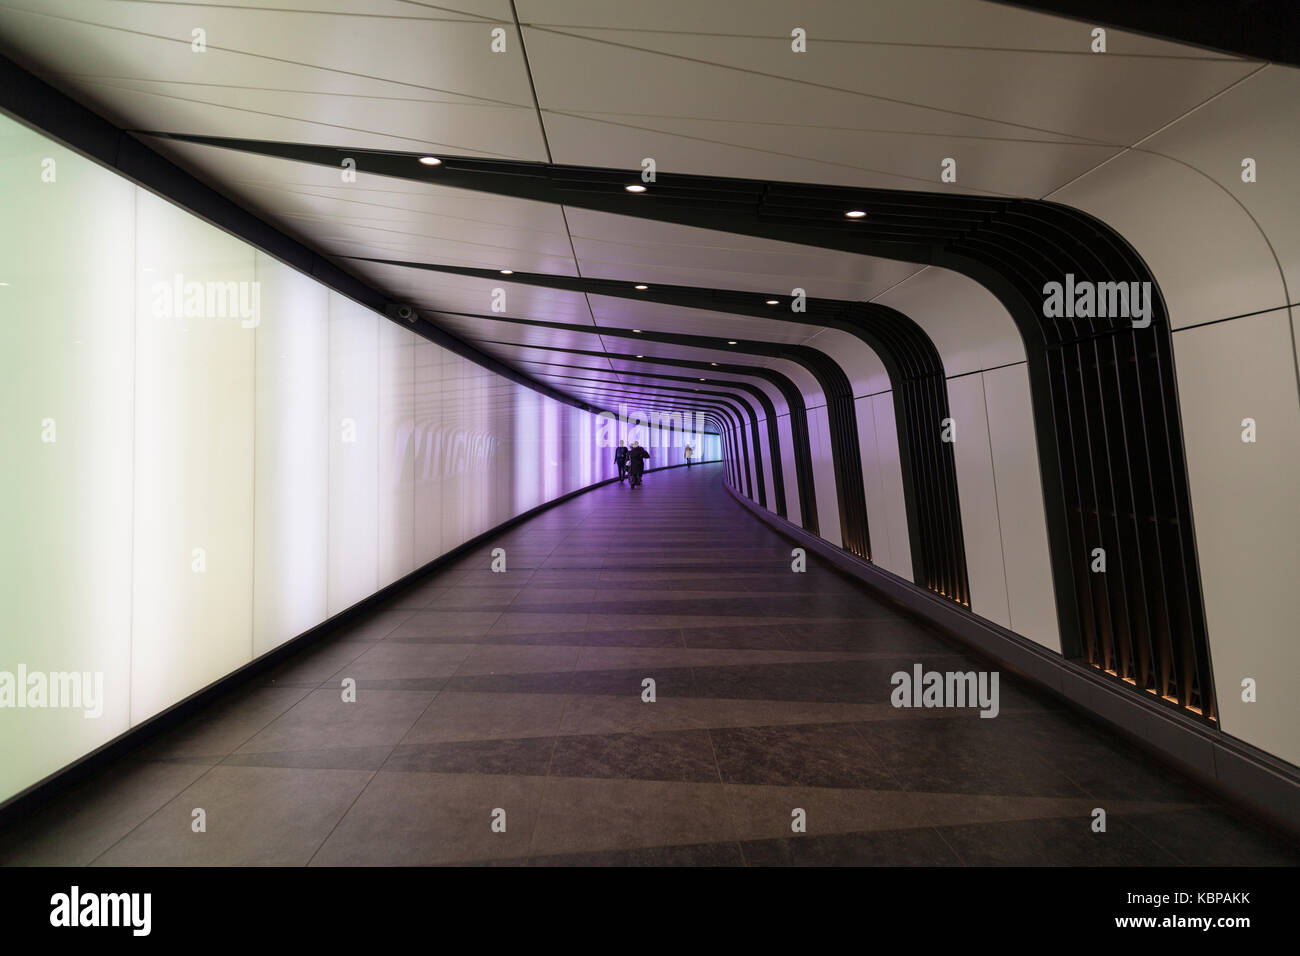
[854,397,891,570]
[775,413,801,527]
[757,419,776,511]
[130,189,256,721]
[1173,310,1300,765]
[744,418,759,500]
[1127,66,1300,304]
[327,292,380,616]
[252,253,329,656]
[511,386,543,514]
[869,392,913,581]
[874,266,1026,376]
[377,320,416,584]
[806,327,891,397]
[946,374,1011,628]
[412,337,444,567]
[0,119,135,800]
[1049,150,1286,330]
[807,406,842,548]
[982,364,1060,652]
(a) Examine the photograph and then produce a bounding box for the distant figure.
[627,441,650,488]
[614,441,629,482]
[684,443,694,468]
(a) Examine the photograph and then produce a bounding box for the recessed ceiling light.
[710,362,718,366]
[625,184,647,193]
[632,329,642,333]
[634,284,648,290]
[765,299,779,305]
[845,209,866,219]
[499,269,513,275]
[418,156,442,166]
[699,378,706,382]
[636,355,644,358]
[727,340,738,345]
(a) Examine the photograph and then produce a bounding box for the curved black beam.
[143,134,1213,720]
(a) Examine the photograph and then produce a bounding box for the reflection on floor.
[3,463,1294,866]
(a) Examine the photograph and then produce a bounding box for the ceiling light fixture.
[632,329,642,333]
[845,210,866,219]
[727,340,737,345]
[499,269,513,275]
[765,299,779,305]
[625,184,647,193]
[634,284,648,290]
[418,156,442,166]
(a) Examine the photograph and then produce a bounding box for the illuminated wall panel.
[512,387,543,514]
[0,119,134,799]
[0,115,647,806]
[412,338,444,567]
[542,399,561,501]
[252,253,329,655]
[377,320,416,585]
[326,292,380,616]
[130,189,256,723]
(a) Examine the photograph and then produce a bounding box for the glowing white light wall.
[327,293,381,616]
[129,188,256,723]
[0,114,624,805]
[0,120,134,800]
[253,252,329,656]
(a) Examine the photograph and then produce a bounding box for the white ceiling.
[0,0,1277,417]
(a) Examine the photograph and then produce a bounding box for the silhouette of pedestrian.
[614,441,629,482]
[627,441,650,488]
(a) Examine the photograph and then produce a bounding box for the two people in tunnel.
[614,440,650,488]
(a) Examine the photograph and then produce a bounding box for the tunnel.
[0,0,1296,912]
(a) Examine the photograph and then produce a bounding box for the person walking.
[684,443,694,468]
[614,441,629,482]
[627,441,650,488]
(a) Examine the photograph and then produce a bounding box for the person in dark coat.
[627,441,650,488]
[614,442,629,482]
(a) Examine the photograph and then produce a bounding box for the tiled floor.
[3,463,1295,866]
